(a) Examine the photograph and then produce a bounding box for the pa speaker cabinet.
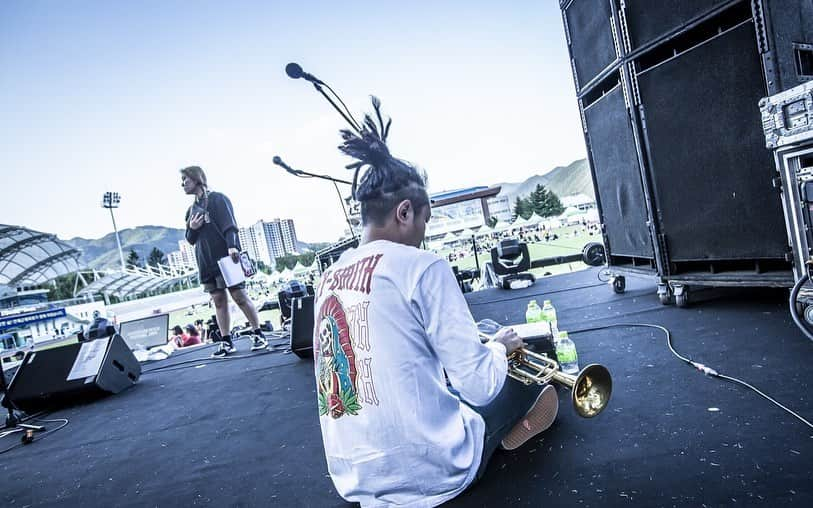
[581,68,657,272]
[754,0,813,95]
[290,295,314,359]
[617,0,813,94]
[634,18,790,275]
[561,0,620,92]
[618,0,734,52]
[3,334,141,414]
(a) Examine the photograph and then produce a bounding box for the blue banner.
[0,308,67,331]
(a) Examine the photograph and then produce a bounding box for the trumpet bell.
[506,347,613,418]
[570,364,612,418]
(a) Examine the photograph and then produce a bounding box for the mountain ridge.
[65,158,592,268]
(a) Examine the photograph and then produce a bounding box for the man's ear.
[394,199,412,225]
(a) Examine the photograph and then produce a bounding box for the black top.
[184,191,241,282]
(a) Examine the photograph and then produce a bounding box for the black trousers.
[466,378,546,482]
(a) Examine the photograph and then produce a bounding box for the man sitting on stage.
[312,98,559,507]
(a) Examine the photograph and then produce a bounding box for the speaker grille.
[622,0,732,51]
[564,0,618,89]
[584,75,653,259]
[637,22,787,262]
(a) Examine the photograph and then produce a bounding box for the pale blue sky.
[0,0,586,243]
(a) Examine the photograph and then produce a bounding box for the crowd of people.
[169,323,202,348]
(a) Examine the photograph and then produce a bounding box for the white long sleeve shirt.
[313,240,507,507]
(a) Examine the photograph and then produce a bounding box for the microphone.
[285,62,323,85]
[273,155,297,175]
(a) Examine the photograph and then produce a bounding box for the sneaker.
[211,341,235,358]
[500,384,559,451]
[250,334,268,351]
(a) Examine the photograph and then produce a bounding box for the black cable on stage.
[333,180,356,241]
[569,322,813,430]
[141,345,288,375]
[788,273,813,342]
[468,282,607,306]
[141,333,271,364]
[596,268,612,283]
[0,416,70,455]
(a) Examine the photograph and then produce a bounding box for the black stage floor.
[2,268,811,507]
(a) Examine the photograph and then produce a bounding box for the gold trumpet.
[506,347,612,418]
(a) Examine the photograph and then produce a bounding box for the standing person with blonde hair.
[181,166,267,357]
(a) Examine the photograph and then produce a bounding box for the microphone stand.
[311,82,363,134]
[279,163,357,242]
[1,359,44,435]
[285,64,362,239]
[283,166,352,186]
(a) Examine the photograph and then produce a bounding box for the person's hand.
[492,326,524,355]
[228,247,240,263]
[189,213,205,230]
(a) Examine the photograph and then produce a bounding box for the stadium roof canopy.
[429,186,502,207]
[0,224,83,287]
[77,266,198,300]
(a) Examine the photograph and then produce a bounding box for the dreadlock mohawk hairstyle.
[338,97,429,226]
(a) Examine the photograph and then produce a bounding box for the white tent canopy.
[511,215,531,227]
[441,232,460,244]
[491,221,512,232]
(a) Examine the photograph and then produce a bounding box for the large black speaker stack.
[561,0,813,305]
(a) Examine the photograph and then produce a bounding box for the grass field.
[167,304,281,336]
[168,224,601,332]
[437,224,601,280]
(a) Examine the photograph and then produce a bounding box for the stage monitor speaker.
[290,295,314,359]
[582,69,655,265]
[635,20,789,267]
[2,334,141,414]
[562,0,619,90]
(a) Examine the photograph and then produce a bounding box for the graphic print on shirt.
[315,294,361,418]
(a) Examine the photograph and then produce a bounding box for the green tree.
[36,273,77,301]
[275,253,298,271]
[126,249,141,269]
[147,247,166,267]
[541,189,565,217]
[308,242,331,252]
[529,184,547,217]
[512,196,532,221]
[297,252,316,267]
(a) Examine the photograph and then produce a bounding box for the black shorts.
[202,275,246,293]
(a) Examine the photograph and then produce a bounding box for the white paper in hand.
[218,255,246,287]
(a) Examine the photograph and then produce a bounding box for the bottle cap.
[557,331,568,339]
[543,299,552,305]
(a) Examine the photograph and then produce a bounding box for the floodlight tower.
[102,191,126,272]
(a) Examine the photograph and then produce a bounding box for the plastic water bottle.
[525,300,543,324]
[541,300,558,335]
[555,331,579,375]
